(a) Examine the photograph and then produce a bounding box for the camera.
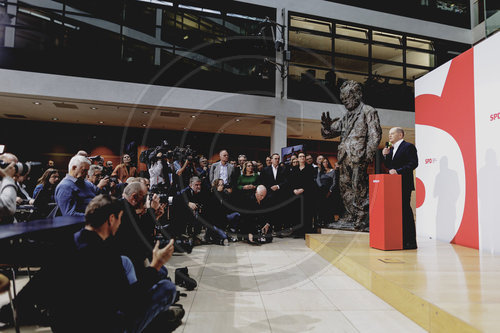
[150,184,171,204]
[173,145,197,164]
[0,161,41,177]
[89,155,104,163]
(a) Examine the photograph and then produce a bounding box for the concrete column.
[270,112,287,155]
[154,8,162,66]
[4,0,17,48]
[275,7,287,99]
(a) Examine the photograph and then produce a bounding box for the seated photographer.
[87,165,110,195]
[171,176,207,240]
[0,153,17,224]
[240,185,273,245]
[55,155,97,216]
[114,182,168,279]
[112,154,137,183]
[46,194,179,333]
[203,179,241,245]
[31,168,60,219]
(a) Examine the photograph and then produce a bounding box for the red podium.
[369,174,403,250]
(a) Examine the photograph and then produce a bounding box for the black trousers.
[402,190,417,249]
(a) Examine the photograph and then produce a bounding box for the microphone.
[385,142,390,149]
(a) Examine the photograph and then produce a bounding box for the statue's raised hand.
[321,111,336,129]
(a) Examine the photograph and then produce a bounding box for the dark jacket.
[47,229,160,333]
[114,201,157,275]
[260,165,288,194]
[383,140,418,192]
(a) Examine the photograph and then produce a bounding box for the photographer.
[173,147,199,190]
[171,176,206,241]
[55,155,96,217]
[87,165,110,195]
[46,194,180,333]
[0,153,17,224]
[115,181,168,278]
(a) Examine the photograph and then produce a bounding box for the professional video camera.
[139,140,171,168]
[88,155,104,164]
[173,145,198,164]
[0,161,41,177]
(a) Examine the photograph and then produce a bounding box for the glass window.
[335,38,368,57]
[289,30,331,52]
[372,30,402,46]
[372,62,403,79]
[290,15,332,33]
[334,57,369,73]
[372,44,403,62]
[407,37,433,50]
[335,71,368,85]
[407,67,429,81]
[336,24,368,40]
[124,2,156,36]
[291,49,331,68]
[289,65,330,82]
[406,50,435,67]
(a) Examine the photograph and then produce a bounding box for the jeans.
[121,256,177,333]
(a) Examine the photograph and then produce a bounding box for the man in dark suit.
[382,127,419,249]
[260,153,289,233]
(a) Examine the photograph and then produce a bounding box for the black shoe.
[143,304,185,333]
[175,268,197,291]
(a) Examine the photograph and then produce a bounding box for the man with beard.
[321,80,382,231]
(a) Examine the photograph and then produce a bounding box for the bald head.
[255,185,267,202]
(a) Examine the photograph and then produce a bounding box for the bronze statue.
[321,80,382,230]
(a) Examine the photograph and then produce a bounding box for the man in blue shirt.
[55,155,97,216]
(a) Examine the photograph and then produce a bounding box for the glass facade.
[325,0,471,28]
[485,0,500,36]
[287,13,470,111]
[0,0,276,96]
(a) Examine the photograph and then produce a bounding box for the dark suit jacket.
[260,165,288,192]
[383,140,418,192]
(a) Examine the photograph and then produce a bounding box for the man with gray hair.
[172,176,206,239]
[87,164,110,194]
[55,155,97,216]
[0,153,18,224]
[321,80,382,231]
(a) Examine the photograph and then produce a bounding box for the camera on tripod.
[0,161,41,177]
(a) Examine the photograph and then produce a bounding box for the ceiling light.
[141,124,147,127]
[33,102,41,105]
[98,121,104,124]
[235,119,240,122]
[184,35,189,40]
[183,127,188,130]
[142,111,150,114]
[52,117,58,120]
[191,115,196,118]
[90,107,98,110]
